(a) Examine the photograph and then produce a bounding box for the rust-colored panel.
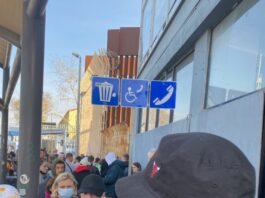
[133,56,137,78]
[121,107,126,122]
[117,106,121,124]
[107,29,120,55]
[122,56,125,78]
[107,107,111,128]
[124,56,129,78]
[126,108,131,127]
[107,27,140,56]
[111,107,116,126]
[119,27,140,55]
[126,56,130,78]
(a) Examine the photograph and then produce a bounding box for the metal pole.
[0,66,10,183]
[17,1,45,197]
[76,56,81,156]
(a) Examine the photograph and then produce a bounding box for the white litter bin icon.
[96,82,114,102]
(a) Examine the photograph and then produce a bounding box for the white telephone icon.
[153,85,174,105]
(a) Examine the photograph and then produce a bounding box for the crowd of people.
[38,150,141,198]
[0,132,257,198]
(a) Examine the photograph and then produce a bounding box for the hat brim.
[115,172,160,198]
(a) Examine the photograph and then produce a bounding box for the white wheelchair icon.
[125,85,144,103]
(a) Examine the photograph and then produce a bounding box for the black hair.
[133,162,142,171]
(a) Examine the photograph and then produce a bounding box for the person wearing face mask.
[51,172,78,198]
[40,161,51,184]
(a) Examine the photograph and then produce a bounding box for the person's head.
[99,159,108,177]
[58,152,65,161]
[52,172,77,198]
[105,152,116,165]
[78,174,105,198]
[40,149,45,160]
[80,157,89,166]
[121,153,129,162]
[65,153,73,163]
[40,161,50,174]
[132,162,141,174]
[75,156,81,163]
[0,184,20,198]
[87,155,94,165]
[52,159,65,176]
[94,157,100,163]
[116,132,256,198]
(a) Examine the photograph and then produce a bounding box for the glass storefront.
[207,0,264,107]
[173,54,193,121]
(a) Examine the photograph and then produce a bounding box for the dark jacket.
[104,160,127,198]
[73,165,91,189]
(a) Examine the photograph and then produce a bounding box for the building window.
[140,0,183,70]
[148,108,157,130]
[173,53,194,122]
[142,0,153,58]
[207,0,265,107]
[153,0,168,42]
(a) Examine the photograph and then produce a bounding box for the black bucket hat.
[116,132,255,198]
[78,174,105,196]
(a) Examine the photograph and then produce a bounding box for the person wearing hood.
[103,152,126,198]
[73,157,91,189]
[38,159,66,198]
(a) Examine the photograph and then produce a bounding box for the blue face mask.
[58,188,74,198]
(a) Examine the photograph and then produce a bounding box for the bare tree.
[52,57,78,105]
[10,92,54,123]
[42,92,53,121]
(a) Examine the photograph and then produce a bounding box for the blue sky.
[43,0,142,118]
[45,0,141,60]
[8,0,141,124]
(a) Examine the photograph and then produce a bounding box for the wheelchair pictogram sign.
[121,79,148,107]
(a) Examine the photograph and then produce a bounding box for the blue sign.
[92,76,119,106]
[121,79,148,107]
[150,81,177,109]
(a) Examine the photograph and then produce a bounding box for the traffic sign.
[149,80,177,109]
[121,79,148,107]
[92,76,119,106]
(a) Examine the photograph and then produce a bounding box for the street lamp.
[72,52,81,156]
